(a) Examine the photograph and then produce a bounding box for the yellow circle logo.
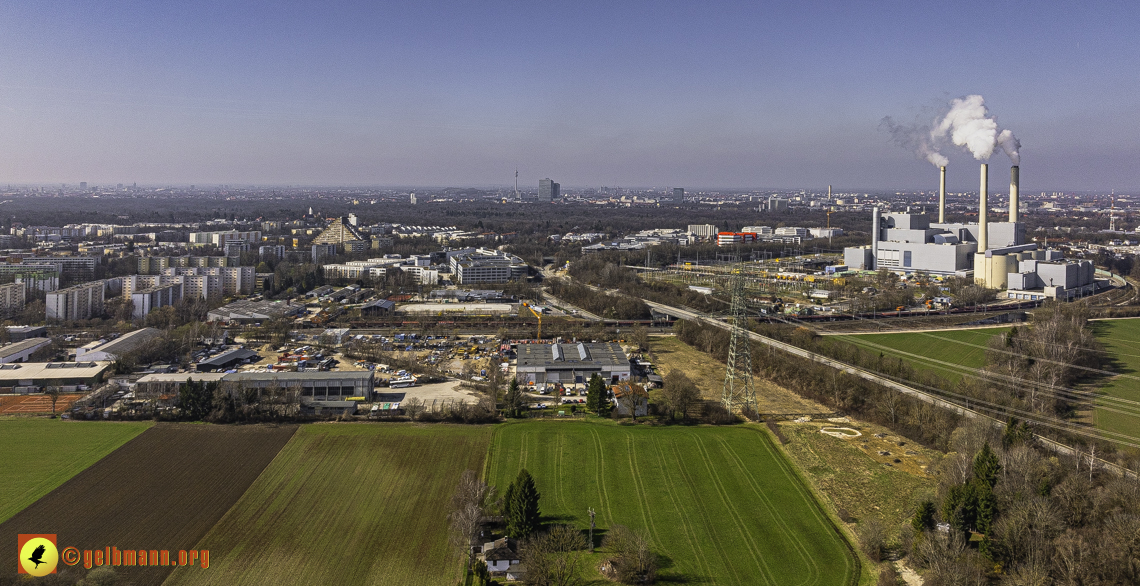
[20,537,58,576]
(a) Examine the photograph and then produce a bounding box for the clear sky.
[1,1,1136,191]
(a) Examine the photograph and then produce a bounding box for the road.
[641,297,1138,479]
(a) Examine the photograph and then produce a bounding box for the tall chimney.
[1009,165,1019,222]
[828,185,832,200]
[938,165,947,224]
[871,206,880,270]
[978,163,988,251]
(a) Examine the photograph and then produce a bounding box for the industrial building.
[206,299,306,322]
[0,338,51,364]
[136,370,376,403]
[75,328,164,361]
[844,164,1103,299]
[0,361,109,392]
[515,342,631,385]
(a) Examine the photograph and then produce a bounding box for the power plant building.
[844,164,1103,300]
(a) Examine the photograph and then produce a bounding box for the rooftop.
[83,328,163,357]
[516,342,628,369]
[0,337,51,359]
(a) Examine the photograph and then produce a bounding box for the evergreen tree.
[586,373,610,415]
[504,378,524,418]
[911,500,936,533]
[506,469,541,539]
[973,442,1001,489]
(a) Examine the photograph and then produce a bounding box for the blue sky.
[0,1,1136,191]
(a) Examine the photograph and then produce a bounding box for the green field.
[839,327,1010,383]
[1090,319,1140,437]
[0,419,152,523]
[166,423,493,586]
[486,420,860,586]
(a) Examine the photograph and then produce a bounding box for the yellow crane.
[522,301,543,339]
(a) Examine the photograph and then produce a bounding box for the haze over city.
[1,1,1137,191]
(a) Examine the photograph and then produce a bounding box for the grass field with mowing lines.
[0,419,151,523]
[166,423,493,586]
[1090,319,1140,437]
[486,420,861,586]
[840,327,1010,383]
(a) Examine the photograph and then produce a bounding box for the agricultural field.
[166,424,494,586]
[486,420,862,586]
[1089,318,1140,437]
[0,423,297,586]
[650,335,827,414]
[0,418,152,523]
[838,327,1010,383]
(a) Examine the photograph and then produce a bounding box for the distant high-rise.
[409,193,417,205]
[673,187,684,202]
[80,182,87,190]
[539,178,560,202]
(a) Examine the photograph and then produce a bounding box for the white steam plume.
[933,95,998,160]
[880,116,949,167]
[997,129,1021,165]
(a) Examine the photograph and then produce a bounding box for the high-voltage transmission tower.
[722,261,757,415]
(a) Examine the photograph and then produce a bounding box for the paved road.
[641,297,1138,478]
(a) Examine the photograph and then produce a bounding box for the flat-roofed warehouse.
[515,342,631,385]
[136,370,375,401]
[0,361,110,391]
[206,299,306,323]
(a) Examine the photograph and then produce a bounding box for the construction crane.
[522,301,543,339]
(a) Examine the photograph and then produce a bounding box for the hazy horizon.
[2,1,1137,192]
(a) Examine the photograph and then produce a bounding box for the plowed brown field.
[0,423,296,585]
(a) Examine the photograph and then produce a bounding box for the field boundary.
[747,423,868,586]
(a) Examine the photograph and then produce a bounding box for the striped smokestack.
[978,163,989,251]
[1009,165,1019,222]
[939,165,947,224]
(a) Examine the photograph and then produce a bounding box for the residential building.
[21,256,96,285]
[188,230,262,247]
[46,281,105,321]
[138,256,170,275]
[259,245,287,260]
[312,244,338,262]
[0,265,59,293]
[131,282,183,319]
[0,282,25,319]
[312,217,367,246]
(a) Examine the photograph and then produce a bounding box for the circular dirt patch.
[820,427,862,439]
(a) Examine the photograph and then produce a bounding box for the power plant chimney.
[871,206,880,270]
[938,165,947,224]
[828,185,832,201]
[1009,165,1019,222]
[978,163,988,252]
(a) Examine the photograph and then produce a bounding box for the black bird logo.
[28,544,46,569]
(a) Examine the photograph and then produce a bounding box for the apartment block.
[46,281,105,321]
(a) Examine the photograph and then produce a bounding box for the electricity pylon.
[722,262,757,415]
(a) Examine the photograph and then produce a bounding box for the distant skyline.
[1,1,1137,192]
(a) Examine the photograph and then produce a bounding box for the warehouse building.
[75,328,163,362]
[0,361,109,392]
[0,337,51,364]
[207,299,306,322]
[515,342,631,385]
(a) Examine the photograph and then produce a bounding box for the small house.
[612,382,649,417]
[481,537,520,573]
